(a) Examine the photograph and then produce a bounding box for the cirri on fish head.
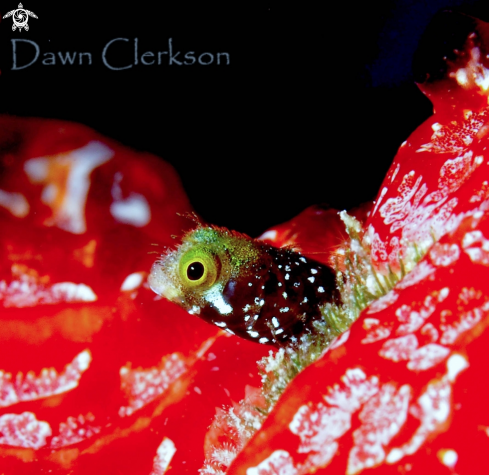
[148,226,340,346]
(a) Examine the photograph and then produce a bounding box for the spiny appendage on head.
[148,225,340,347]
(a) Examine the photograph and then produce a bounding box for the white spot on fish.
[259,337,269,343]
[214,321,227,328]
[248,330,259,338]
[318,286,325,293]
[282,292,288,299]
[285,274,290,280]
[310,269,317,274]
[308,276,315,283]
[272,317,280,328]
[279,307,290,313]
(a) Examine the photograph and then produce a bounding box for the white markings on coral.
[246,450,297,475]
[380,171,426,229]
[289,369,380,470]
[429,243,460,266]
[379,335,419,362]
[0,189,29,218]
[347,384,411,474]
[372,186,388,217]
[0,412,51,449]
[120,272,145,291]
[328,330,350,350]
[420,323,439,343]
[51,413,101,448]
[0,273,97,308]
[407,344,450,371]
[395,261,436,289]
[361,319,392,344]
[257,230,278,242]
[150,437,177,475]
[24,141,114,234]
[386,355,469,465]
[446,354,469,382]
[438,449,458,468]
[366,290,399,314]
[440,299,489,344]
[119,353,187,417]
[0,350,92,408]
[110,172,151,227]
[462,230,489,265]
[396,289,448,336]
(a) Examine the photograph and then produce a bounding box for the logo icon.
[3,3,38,31]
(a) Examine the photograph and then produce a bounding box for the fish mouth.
[148,262,181,303]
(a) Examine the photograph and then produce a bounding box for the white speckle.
[110,192,151,227]
[285,274,290,280]
[194,387,202,395]
[0,189,29,218]
[279,307,290,313]
[204,287,233,315]
[302,297,308,303]
[188,305,201,315]
[476,155,484,165]
[244,315,250,322]
[285,265,291,271]
[278,282,282,287]
[76,350,92,372]
[299,257,307,263]
[318,286,325,293]
[282,292,288,299]
[260,299,265,306]
[259,337,269,343]
[120,272,144,291]
[387,448,403,464]
[275,328,284,334]
[432,122,442,132]
[440,449,458,467]
[243,304,251,312]
[293,282,300,288]
[248,282,253,287]
[150,437,176,475]
[25,141,114,234]
[261,285,265,289]
[253,315,259,320]
[447,354,469,382]
[214,322,227,328]
[308,276,315,283]
[278,265,283,269]
[51,282,97,302]
[272,317,280,328]
[225,328,235,335]
[310,269,317,274]
[248,331,259,338]
[257,230,277,241]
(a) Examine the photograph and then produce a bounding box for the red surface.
[227,15,489,475]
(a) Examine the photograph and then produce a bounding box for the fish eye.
[179,248,220,289]
[187,261,205,280]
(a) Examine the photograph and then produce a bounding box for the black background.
[1,1,489,237]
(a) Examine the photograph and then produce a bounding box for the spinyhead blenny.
[148,226,340,346]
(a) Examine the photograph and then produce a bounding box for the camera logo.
[3,3,38,31]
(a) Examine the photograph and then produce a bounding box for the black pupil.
[187,262,205,280]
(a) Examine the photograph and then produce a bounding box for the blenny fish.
[148,225,340,346]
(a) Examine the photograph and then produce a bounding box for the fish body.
[149,226,340,346]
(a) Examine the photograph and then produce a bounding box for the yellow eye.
[179,248,219,289]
